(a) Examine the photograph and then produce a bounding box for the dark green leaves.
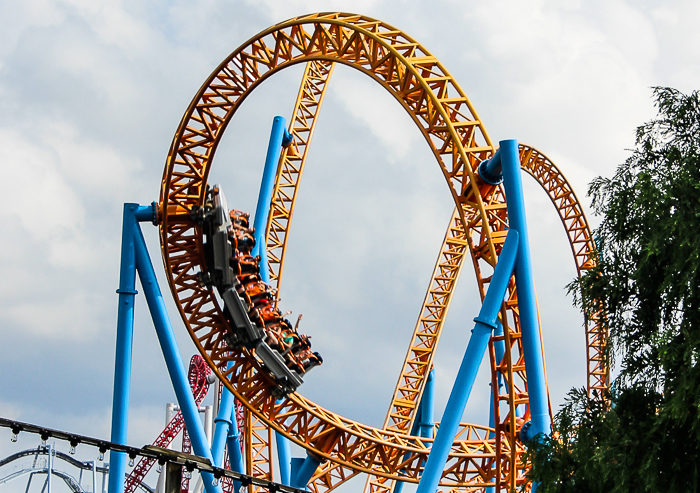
[530,88,700,493]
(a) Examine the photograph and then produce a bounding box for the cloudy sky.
[0,0,698,490]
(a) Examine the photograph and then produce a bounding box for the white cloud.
[3,293,108,340]
[245,0,382,23]
[0,122,140,268]
[60,0,160,57]
[0,0,697,471]
[331,70,421,162]
[44,120,142,200]
[1,128,86,241]
[0,0,66,59]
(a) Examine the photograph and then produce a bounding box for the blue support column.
[290,454,323,490]
[394,399,425,493]
[253,116,294,481]
[275,400,292,485]
[493,322,506,388]
[499,140,550,439]
[108,204,139,493]
[226,406,244,492]
[415,230,519,493]
[211,378,234,467]
[488,321,506,435]
[132,220,222,493]
[486,323,505,493]
[252,115,292,275]
[226,406,244,473]
[418,370,435,439]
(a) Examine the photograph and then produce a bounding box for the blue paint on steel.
[290,454,323,490]
[394,398,425,493]
[519,420,535,442]
[276,432,292,485]
[499,139,551,439]
[132,224,222,493]
[252,120,297,478]
[109,203,139,493]
[211,379,234,467]
[492,321,506,384]
[253,116,289,275]
[226,406,244,474]
[134,203,158,224]
[478,149,503,185]
[275,400,292,485]
[226,406,244,492]
[486,329,506,493]
[415,230,519,493]
[488,321,506,439]
[282,128,293,147]
[418,370,435,439]
[290,458,303,487]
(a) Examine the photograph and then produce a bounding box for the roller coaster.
[0,446,113,493]
[50,12,609,493]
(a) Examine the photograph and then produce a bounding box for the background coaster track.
[159,13,607,493]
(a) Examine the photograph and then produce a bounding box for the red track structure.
[124,356,211,493]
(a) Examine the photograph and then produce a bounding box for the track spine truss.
[157,13,608,493]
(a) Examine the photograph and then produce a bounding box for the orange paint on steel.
[266,59,335,294]
[518,144,607,394]
[158,13,608,493]
[159,13,503,488]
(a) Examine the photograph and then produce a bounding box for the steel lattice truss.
[157,13,608,493]
[125,356,211,493]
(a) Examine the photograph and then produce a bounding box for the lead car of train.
[195,185,322,396]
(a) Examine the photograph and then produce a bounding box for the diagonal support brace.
[415,229,519,493]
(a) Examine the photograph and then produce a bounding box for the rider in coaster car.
[248,306,263,328]
[229,251,240,274]
[235,274,261,295]
[252,291,274,309]
[283,350,303,374]
[227,229,238,251]
[298,349,323,372]
[264,323,283,351]
[245,280,269,298]
[283,339,318,375]
[245,281,276,308]
[236,255,260,276]
[235,229,256,253]
[229,210,250,229]
[260,304,282,325]
[278,319,298,345]
[285,333,309,356]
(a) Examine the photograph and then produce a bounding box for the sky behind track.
[0,0,698,491]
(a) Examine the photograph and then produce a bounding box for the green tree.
[528,87,700,492]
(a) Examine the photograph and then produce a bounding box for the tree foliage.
[528,88,700,492]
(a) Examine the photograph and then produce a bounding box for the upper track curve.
[265,77,606,492]
[262,59,606,493]
[159,13,607,493]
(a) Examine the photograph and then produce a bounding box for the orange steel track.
[158,13,608,493]
[263,59,606,493]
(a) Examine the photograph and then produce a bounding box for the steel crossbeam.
[156,13,609,493]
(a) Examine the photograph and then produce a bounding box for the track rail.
[159,13,607,493]
[124,356,210,493]
[267,59,335,294]
[518,145,607,394]
[160,13,500,488]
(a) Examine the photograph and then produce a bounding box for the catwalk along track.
[157,13,608,493]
